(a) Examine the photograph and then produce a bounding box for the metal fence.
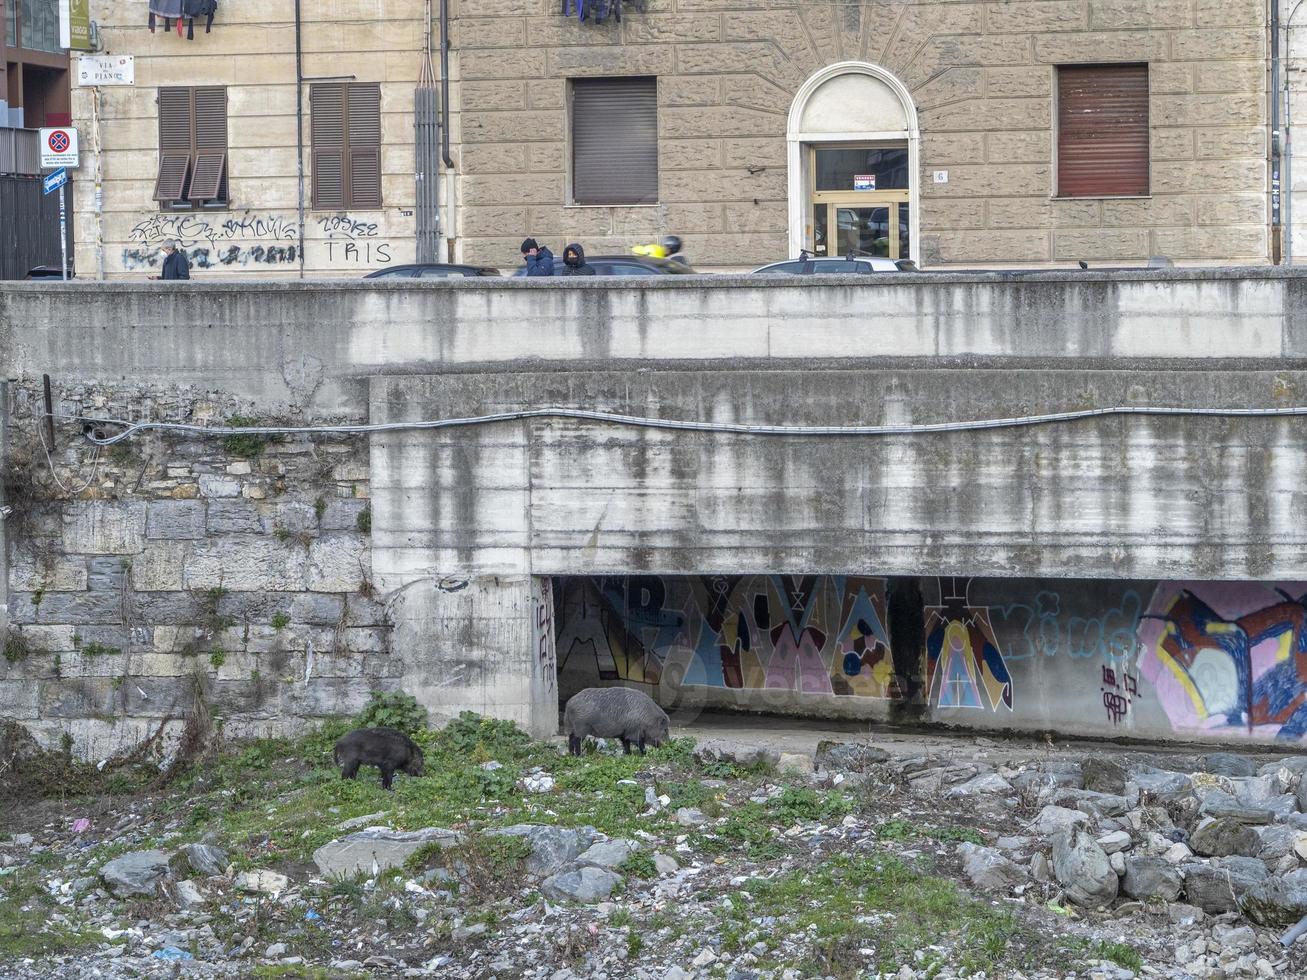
[0,174,73,279]
[0,128,41,176]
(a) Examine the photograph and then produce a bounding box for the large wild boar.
[332,727,425,790]
[563,687,671,756]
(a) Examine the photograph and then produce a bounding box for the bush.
[438,711,530,758]
[356,690,428,735]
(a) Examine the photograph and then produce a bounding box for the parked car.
[513,255,700,276]
[751,256,911,275]
[25,265,73,280]
[364,263,501,279]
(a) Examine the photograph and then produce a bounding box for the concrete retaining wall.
[6,270,1307,754]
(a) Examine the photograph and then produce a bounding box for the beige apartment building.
[68,0,1270,277]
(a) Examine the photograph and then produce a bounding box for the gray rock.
[265,943,288,958]
[1031,805,1089,835]
[540,866,621,903]
[1122,856,1183,902]
[1212,923,1257,953]
[1240,876,1307,927]
[777,752,814,775]
[575,839,639,870]
[171,879,207,910]
[1030,851,1050,882]
[1082,758,1127,795]
[675,808,709,827]
[1096,830,1132,854]
[313,827,462,878]
[958,843,1028,892]
[486,824,597,876]
[695,740,782,769]
[1127,767,1192,797]
[1056,789,1132,818]
[1182,859,1268,914]
[1190,817,1261,857]
[1012,770,1081,793]
[1051,827,1118,908]
[1257,824,1303,863]
[947,773,1014,797]
[235,869,289,894]
[181,843,227,877]
[813,740,890,771]
[99,850,170,898]
[1205,753,1257,778]
[653,853,679,876]
[145,500,207,540]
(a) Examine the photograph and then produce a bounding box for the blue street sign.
[43,168,68,195]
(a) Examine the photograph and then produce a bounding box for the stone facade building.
[71,0,1270,276]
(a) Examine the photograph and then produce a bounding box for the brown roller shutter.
[1057,64,1149,198]
[571,77,657,205]
[312,82,382,208]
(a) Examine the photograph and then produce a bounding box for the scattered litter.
[151,946,193,961]
[71,818,91,834]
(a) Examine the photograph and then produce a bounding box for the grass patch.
[874,817,983,846]
[618,851,657,880]
[356,504,372,533]
[2,628,33,663]
[222,414,281,459]
[0,872,103,957]
[768,786,853,824]
[691,803,786,861]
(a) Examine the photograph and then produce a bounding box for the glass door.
[812,200,906,259]
[808,143,911,260]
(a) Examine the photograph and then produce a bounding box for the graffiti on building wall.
[120,210,394,270]
[535,578,557,701]
[990,589,1143,662]
[1139,582,1307,740]
[925,577,1013,712]
[555,575,906,700]
[1100,663,1139,724]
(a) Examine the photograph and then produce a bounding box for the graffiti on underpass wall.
[925,577,1013,712]
[1139,582,1307,740]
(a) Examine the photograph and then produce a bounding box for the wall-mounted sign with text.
[59,0,92,51]
[77,56,135,86]
[853,174,876,191]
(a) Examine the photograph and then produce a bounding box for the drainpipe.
[440,0,455,261]
[295,0,304,279]
[1273,0,1284,264]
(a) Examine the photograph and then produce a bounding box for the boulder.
[813,741,890,771]
[675,808,708,827]
[1257,825,1306,863]
[1053,789,1131,818]
[1082,758,1127,795]
[540,866,621,903]
[1127,768,1192,798]
[1012,769,1082,793]
[486,825,597,877]
[947,774,1014,798]
[312,827,462,878]
[1121,856,1182,903]
[1096,831,1132,855]
[1240,876,1307,928]
[1051,828,1118,908]
[1182,859,1268,914]
[235,870,289,894]
[777,753,814,775]
[957,843,1028,892]
[1190,818,1261,858]
[171,879,208,910]
[1030,852,1050,883]
[652,853,679,876]
[575,839,639,870]
[181,843,227,877]
[1032,805,1089,836]
[100,850,171,898]
[696,740,781,769]
[1204,753,1257,778]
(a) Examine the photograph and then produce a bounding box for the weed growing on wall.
[355,691,428,735]
[356,504,372,532]
[270,613,290,630]
[2,629,33,664]
[220,415,281,459]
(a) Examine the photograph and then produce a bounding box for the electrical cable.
[35,416,103,495]
[58,403,1307,446]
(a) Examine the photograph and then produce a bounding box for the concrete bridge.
[4,269,1307,756]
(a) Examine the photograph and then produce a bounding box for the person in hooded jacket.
[560,243,595,276]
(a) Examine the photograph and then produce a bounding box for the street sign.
[39,128,80,169]
[77,56,134,86]
[59,0,92,51]
[43,169,68,195]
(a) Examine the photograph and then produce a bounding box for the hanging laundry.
[183,0,218,40]
[148,0,183,34]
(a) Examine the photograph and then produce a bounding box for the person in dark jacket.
[154,241,191,280]
[521,238,554,276]
[560,243,595,276]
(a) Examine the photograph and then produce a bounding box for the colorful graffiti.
[990,589,1142,662]
[555,575,907,701]
[924,577,1013,712]
[1139,583,1307,740]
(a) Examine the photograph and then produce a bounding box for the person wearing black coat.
[560,243,595,276]
[153,241,191,280]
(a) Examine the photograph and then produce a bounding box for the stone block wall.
[1,381,389,759]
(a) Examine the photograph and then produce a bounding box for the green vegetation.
[617,851,658,880]
[313,496,327,522]
[79,641,123,657]
[356,690,429,735]
[221,414,281,459]
[0,873,102,957]
[270,612,290,630]
[2,628,32,663]
[875,818,984,846]
[356,504,372,533]
[209,649,227,669]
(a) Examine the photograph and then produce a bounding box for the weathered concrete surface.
[7,272,1307,750]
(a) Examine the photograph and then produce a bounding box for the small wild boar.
[564,687,671,757]
[333,727,425,790]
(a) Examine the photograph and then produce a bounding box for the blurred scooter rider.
[631,235,683,260]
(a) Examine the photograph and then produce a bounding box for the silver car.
[752,256,907,275]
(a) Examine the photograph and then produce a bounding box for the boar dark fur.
[333,727,425,790]
[564,687,671,757]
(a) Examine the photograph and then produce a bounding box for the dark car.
[25,265,73,280]
[365,263,501,279]
[514,255,699,277]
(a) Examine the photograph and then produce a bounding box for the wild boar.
[563,687,671,757]
[332,727,425,790]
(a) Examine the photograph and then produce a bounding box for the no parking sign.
[39,127,80,169]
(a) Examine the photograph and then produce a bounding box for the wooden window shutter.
[1057,64,1149,198]
[311,83,347,208]
[188,87,228,201]
[346,83,383,208]
[154,87,193,201]
[571,77,658,205]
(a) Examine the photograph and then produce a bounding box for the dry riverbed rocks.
[3,719,1307,979]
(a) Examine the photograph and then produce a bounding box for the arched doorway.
[786,62,920,264]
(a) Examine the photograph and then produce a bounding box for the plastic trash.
[304,909,321,921]
[71,818,91,834]
[1282,912,1307,947]
[151,946,193,961]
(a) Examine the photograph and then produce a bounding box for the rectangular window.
[311,82,382,209]
[570,77,657,205]
[153,86,228,207]
[1057,64,1149,198]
